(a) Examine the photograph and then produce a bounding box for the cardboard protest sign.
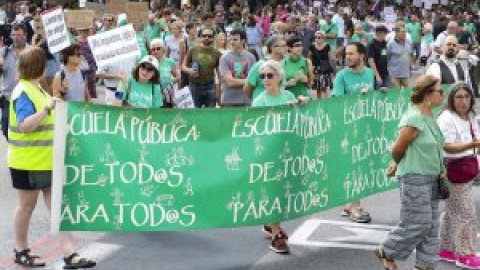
[85,2,105,20]
[41,8,71,54]
[107,0,126,15]
[125,2,149,26]
[66,10,94,30]
[88,24,140,67]
[52,89,414,232]
[174,87,195,108]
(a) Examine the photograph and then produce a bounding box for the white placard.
[87,24,141,68]
[424,0,433,9]
[431,0,439,4]
[79,0,86,8]
[41,8,70,54]
[173,86,195,108]
[413,0,422,7]
[383,6,394,15]
[440,0,448,5]
[385,14,397,23]
[314,1,321,7]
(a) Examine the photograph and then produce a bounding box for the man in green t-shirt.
[144,14,161,43]
[332,42,375,223]
[406,14,422,67]
[321,13,338,51]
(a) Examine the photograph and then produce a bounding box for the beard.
[445,49,456,59]
[203,40,213,46]
[347,58,359,69]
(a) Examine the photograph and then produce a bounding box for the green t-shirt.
[144,22,161,42]
[157,18,168,31]
[332,67,375,96]
[423,33,434,43]
[158,57,176,89]
[136,33,149,60]
[406,22,422,43]
[396,106,445,176]
[321,23,338,49]
[349,33,371,45]
[283,55,309,98]
[246,59,266,100]
[464,22,476,35]
[122,77,163,108]
[252,89,296,107]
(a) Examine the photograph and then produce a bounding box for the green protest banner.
[52,89,410,232]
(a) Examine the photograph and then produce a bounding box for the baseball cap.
[139,55,159,73]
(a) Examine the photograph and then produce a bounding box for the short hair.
[411,74,440,104]
[203,12,214,20]
[185,22,195,31]
[346,42,366,55]
[11,23,27,34]
[60,43,81,64]
[286,37,302,47]
[18,47,46,80]
[132,62,160,84]
[260,60,285,84]
[230,29,246,41]
[28,4,37,14]
[150,38,165,48]
[199,28,214,37]
[445,82,476,115]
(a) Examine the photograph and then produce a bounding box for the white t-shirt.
[332,14,345,37]
[437,110,480,158]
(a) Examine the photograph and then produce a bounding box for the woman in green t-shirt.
[283,37,313,99]
[121,56,163,108]
[252,60,307,254]
[375,75,445,270]
[150,39,179,108]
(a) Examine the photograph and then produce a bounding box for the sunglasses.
[151,47,163,51]
[106,19,114,22]
[259,73,275,80]
[315,36,324,39]
[203,34,214,38]
[140,64,156,72]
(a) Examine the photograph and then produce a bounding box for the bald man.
[427,35,469,85]
[433,21,468,55]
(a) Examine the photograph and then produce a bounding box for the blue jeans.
[1,99,9,140]
[189,82,216,108]
[412,42,421,58]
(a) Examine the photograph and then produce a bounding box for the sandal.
[14,248,46,268]
[374,246,398,270]
[414,266,435,270]
[63,252,96,269]
[262,225,288,239]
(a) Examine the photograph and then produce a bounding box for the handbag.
[445,119,479,183]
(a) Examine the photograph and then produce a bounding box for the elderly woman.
[150,39,178,108]
[376,74,445,270]
[9,47,95,269]
[437,83,480,269]
[120,55,163,108]
[252,60,307,254]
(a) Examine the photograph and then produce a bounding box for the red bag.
[445,156,479,183]
[445,119,479,184]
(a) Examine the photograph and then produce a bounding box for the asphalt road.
[2,71,480,270]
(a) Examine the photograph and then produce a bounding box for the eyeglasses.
[259,73,275,80]
[151,47,163,51]
[315,36,324,39]
[202,34,214,38]
[140,64,156,72]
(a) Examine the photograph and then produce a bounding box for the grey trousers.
[382,174,440,269]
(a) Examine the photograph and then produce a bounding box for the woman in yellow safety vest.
[8,46,96,269]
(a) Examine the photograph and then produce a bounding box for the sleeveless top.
[62,68,86,102]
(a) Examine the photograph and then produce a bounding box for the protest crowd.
[2,0,480,269]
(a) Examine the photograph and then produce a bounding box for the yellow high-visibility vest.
[8,79,54,171]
